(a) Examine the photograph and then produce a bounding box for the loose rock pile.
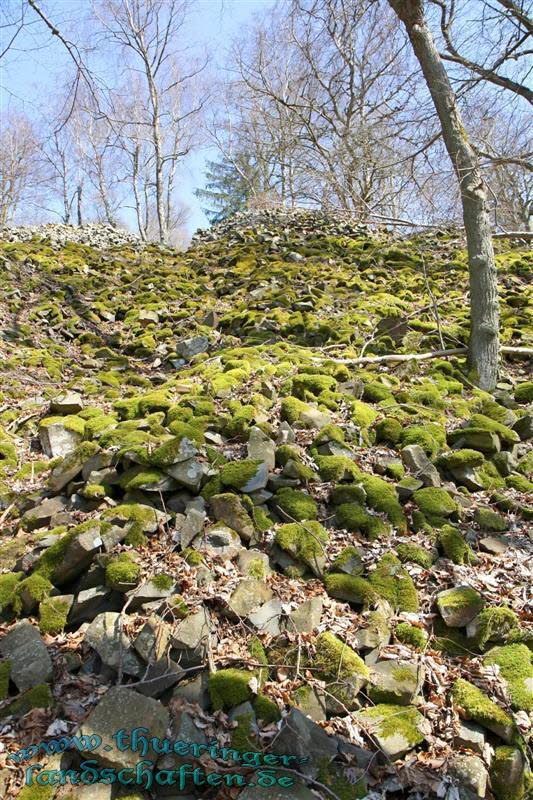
[192,207,373,246]
[0,222,143,250]
[0,217,531,800]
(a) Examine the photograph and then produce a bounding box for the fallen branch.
[492,231,533,240]
[313,345,533,366]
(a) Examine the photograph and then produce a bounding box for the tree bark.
[387,0,500,389]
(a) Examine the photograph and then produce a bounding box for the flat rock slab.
[0,620,52,691]
[85,612,143,676]
[437,586,484,628]
[79,686,169,769]
[355,704,430,758]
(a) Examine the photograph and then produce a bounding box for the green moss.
[105,554,141,590]
[0,659,11,699]
[275,521,328,572]
[317,760,367,800]
[515,381,533,404]
[330,546,364,574]
[361,704,427,748]
[359,475,407,532]
[274,488,318,521]
[436,449,485,470]
[351,400,378,428]
[335,502,389,540]
[467,414,519,445]
[490,746,528,800]
[230,711,256,752]
[368,554,419,612]
[219,459,262,490]
[375,416,403,445]
[292,372,337,398]
[331,484,366,505]
[181,548,204,566]
[39,596,71,635]
[0,683,53,718]
[395,623,428,650]
[39,414,85,435]
[314,631,369,683]
[325,573,379,605]
[506,474,533,492]
[12,573,53,614]
[438,524,475,564]
[14,785,56,800]
[315,455,359,482]
[253,692,281,723]
[119,465,170,490]
[152,573,174,591]
[396,542,433,568]
[413,487,457,521]
[474,507,507,531]
[280,396,309,423]
[451,678,515,739]
[208,668,254,711]
[363,382,393,403]
[470,607,519,650]
[0,572,23,613]
[484,644,533,711]
[401,425,440,457]
[313,424,346,446]
[0,439,17,466]
[149,435,197,467]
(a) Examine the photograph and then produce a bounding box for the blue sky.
[0,0,271,233]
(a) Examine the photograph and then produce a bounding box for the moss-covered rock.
[273,487,318,521]
[490,746,530,800]
[474,507,507,531]
[105,553,141,591]
[324,573,379,605]
[413,487,458,522]
[451,678,515,742]
[438,525,475,564]
[208,668,254,711]
[484,644,533,711]
[275,520,328,574]
[395,622,428,650]
[368,554,419,612]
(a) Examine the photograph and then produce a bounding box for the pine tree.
[195,154,260,224]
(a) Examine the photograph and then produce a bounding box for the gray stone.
[225,579,273,619]
[79,686,168,769]
[489,746,527,800]
[171,607,211,668]
[286,597,323,633]
[437,586,484,628]
[0,620,52,691]
[166,458,206,492]
[21,496,68,531]
[248,597,283,634]
[134,616,172,662]
[85,612,143,676]
[454,721,487,756]
[401,444,431,473]
[126,578,175,611]
[209,493,254,540]
[479,535,509,555]
[238,785,318,800]
[449,754,488,799]
[193,523,242,559]
[100,524,130,551]
[49,445,96,491]
[247,426,276,470]
[492,451,518,477]
[70,784,112,800]
[237,548,272,577]
[451,430,501,455]
[69,586,120,625]
[276,421,296,444]
[40,422,82,458]
[355,704,430,758]
[291,686,327,721]
[171,670,210,709]
[135,658,185,698]
[176,335,209,359]
[50,391,83,414]
[51,524,103,585]
[300,408,331,429]
[271,708,339,777]
[352,611,391,650]
[397,476,424,499]
[178,507,206,549]
[238,461,269,492]
[157,709,208,795]
[368,661,424,705]
[449,466,485,492]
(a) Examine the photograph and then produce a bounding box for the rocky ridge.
[0,212,531,799]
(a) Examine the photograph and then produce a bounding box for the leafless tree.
[388,0,500,388]
[94,0,209,243]
[0,113,43,224]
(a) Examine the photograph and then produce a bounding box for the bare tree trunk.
[387,0,499,390]
[76,184,83,226]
